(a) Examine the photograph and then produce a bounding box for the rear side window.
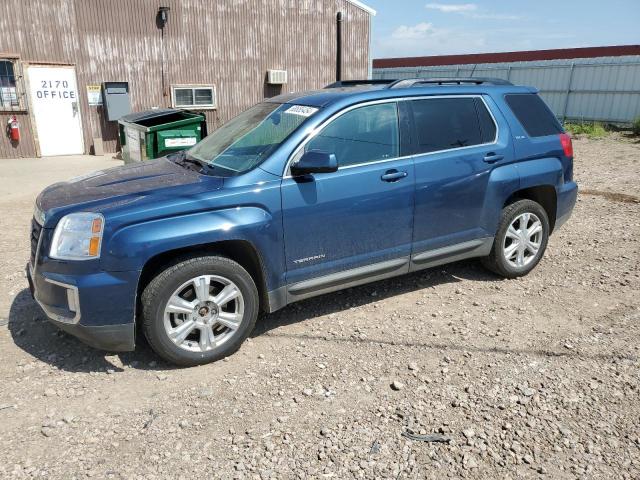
[305,102,399,167]
[505,93,562,137]
[475,98,497,143]
[409,97,495,154]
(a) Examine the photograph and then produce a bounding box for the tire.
[141,255,259,366]
[481,199,550,278]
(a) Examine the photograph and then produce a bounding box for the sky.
[364,0,640,59]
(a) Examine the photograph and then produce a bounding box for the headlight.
[50,212,104,260]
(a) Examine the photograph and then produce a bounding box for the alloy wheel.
[163,275,244,353]
[502,212,544,268]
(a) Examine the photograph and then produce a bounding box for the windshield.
[187,102,318,174]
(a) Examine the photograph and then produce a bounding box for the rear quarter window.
[505,93,563,137]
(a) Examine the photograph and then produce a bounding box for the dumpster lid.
[119,108,181,123]
[119,108,204,129]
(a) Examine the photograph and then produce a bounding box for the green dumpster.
[118,109,207,163]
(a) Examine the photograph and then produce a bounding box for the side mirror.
[290,150,338,176]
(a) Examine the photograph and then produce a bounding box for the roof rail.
[387,77,513,88]
[325,79,396,88]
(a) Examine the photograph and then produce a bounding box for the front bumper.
[27,263,137,352]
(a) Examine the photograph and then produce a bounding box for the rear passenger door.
[408,95,512,265]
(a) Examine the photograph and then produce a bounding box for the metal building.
[373,45,640,125]
[0,0,375,159]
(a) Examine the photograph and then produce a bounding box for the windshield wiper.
[170,151,215,174]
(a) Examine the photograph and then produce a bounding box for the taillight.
[559,133,573,158]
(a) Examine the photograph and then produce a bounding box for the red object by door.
[8,115,20,142]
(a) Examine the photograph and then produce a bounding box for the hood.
[37,158,224,224]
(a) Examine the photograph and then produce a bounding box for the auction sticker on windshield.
[284,105,318,117]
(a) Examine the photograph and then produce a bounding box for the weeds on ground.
[564,122,608,138]
[632,117,640,136]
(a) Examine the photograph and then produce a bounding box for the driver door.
[280,101,415,298]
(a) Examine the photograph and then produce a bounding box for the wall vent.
[267,69,288,85]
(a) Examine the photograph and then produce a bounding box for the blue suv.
[27,78,578,366]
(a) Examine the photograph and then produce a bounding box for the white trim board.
[346,0,376,16]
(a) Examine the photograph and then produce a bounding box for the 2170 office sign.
[35,79,77,100]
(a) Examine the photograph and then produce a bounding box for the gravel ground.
[0,134,639,479]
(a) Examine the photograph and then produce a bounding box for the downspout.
[368,13,373,79]
[336,12,343,82]
[161,26,166,101]
[157,7,171,104]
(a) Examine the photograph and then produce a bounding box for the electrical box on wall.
[267,70,287,85]
[102,82,131,121]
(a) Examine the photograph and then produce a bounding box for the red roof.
[373,45,640,69]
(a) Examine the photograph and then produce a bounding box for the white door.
[27,65,84,156]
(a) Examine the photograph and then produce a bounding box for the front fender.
[101,207,279,280]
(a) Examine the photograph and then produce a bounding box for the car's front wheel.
[482,199,550,278]
[141,255,259,366]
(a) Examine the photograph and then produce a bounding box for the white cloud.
[425,2,521,20]
[470,13,522,20]
[425,3,477,13]
[374,23,578,59]
[391,22,434,40]
[378,23,487,57]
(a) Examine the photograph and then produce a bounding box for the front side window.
[410,97,495,154]
[305,102,399,167]
[188,102,317,174]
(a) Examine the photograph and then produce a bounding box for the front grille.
[30,218,42,266]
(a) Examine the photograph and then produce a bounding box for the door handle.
[381,170,408,182]
[483,153,504,164]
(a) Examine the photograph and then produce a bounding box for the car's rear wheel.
[141,255,258,366]
[482,199,550,278]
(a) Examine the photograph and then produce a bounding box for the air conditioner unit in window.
[267,69,287,85]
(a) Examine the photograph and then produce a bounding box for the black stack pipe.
[336,12,343,82]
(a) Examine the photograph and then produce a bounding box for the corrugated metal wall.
[0,0,371,158]
[373,55,640,124]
